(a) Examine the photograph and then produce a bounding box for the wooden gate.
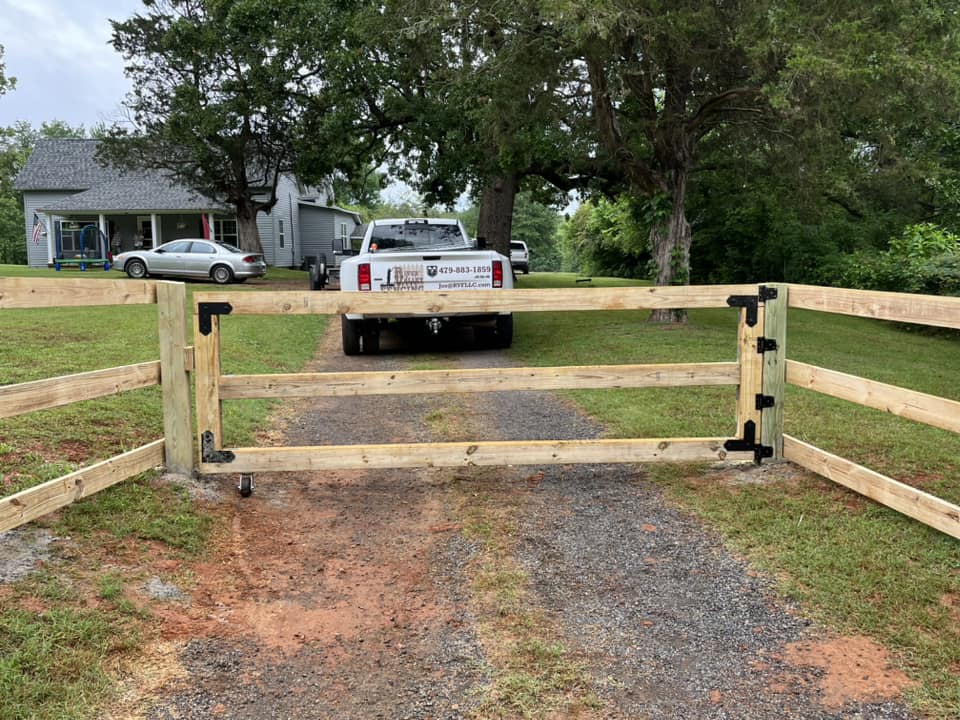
[192,284,786,475]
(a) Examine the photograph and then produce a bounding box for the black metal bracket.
[757,337,779,354]
[198,302,233,336]
[755,394,776,410]
[201,430,235,464]
[727,286,779,328]
[724,420,774,465]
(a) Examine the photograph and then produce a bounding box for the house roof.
[297,200,362,224]
[15,138,225,213]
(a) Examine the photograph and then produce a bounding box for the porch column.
[150,214,159,249]
[45,214,55,265]
[208,213,216,242]
[154,215,162,245]
[98,214,107,255]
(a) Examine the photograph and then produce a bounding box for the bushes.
[820,223,960,295]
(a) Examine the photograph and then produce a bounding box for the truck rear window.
[370,223,469,252]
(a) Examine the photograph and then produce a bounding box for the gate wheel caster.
[238,473,254,498]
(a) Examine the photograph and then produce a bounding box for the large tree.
[104,0,351,253]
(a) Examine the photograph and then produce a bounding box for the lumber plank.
[194,284,761,316]
[219,362,741,399]
[783,435,960,540]
[787,284,960,330]
[786,360,960,434]
[761,284,788,458]
[0,440,165,532]
[0,361,160,419]
[736,306,764,439]
[157,282,193,475]
[0,277,156,308]
[199,438,753,474]
[193,310,223,457]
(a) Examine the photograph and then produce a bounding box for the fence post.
[157,282,193,475]
[736,303,764,441]
[760,283,788,460]
[194,300,223,463]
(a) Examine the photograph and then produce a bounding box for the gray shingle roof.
[14,138,226,213]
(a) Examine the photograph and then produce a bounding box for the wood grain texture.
[0,440,165,532]
[0,361,160,419]
[0,277,156,308]
[157,282,193,475]
[787,284,960,330]
[783,435,960,540]
[193,312,223,455]
[219,362,741,399]
[786,360,960,434]
[736,306,764,439]
[199,438,753,474]
[760,284,788,458]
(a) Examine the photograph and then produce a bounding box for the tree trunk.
[476,173,518,258]
[235,200,264,255]
[648,172,692,323]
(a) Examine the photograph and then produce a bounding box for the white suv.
[510,240,530,274]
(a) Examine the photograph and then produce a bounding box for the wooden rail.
[0,361,161,419]
[0,440,166,533]
[219,362,741,400]
[0,277,157,308]
[787,284,960,330]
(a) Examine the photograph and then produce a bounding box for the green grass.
[511,273,960,718]
[0,265,324,720]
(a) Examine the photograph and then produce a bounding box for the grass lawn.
[512,273,960,719]
[0,265,323,720]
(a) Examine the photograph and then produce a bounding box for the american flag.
[31,213,45,244]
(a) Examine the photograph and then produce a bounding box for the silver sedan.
[113,239,267,284]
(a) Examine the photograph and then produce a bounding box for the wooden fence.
[2,277,959,542]
[0,278,192,532]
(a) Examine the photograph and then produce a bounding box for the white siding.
[23,191,76,266]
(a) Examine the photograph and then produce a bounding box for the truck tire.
[362,321,380,354]
[494,314,513,348]
[342,317,361,355]
[310,259,327,290]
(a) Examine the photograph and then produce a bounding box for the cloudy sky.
[0,0,143,129]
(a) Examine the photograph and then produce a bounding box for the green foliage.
[557,196,651,278]
[509,193,561,271]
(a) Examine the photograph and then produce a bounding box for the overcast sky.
[0,0,143,130]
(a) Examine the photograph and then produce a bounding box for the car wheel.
[211,264,233,284]
[495,314,513,348]
[362,321,380,354]
[522,265,529,274]
[125,259,147,279]
[342,317,361,355]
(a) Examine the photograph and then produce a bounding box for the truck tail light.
[492,260,503,288]
[358,263,371,291]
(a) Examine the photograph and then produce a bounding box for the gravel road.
[140,322,917,719]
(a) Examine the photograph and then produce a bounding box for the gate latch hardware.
[727,285,779,328]
[755,394,776,410]
[198,302,233,336]
[201,430,235,464]
[757,337,778,354]
[724,420,774,465]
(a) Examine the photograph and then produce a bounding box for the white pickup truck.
[338,218,514,354]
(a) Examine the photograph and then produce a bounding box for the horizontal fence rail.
[0,440,166,533]
[787,360,960,435]
[219,362,742,400]
[787,284,960,330]
[199,438,754,475]
[194,284,761,315]
[0,277,157,309]
[0,361,162,419]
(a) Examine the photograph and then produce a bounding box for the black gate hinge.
[755,394,776,410]
[757,337,778,354]
[201,430,235,464]
[198,302,233,336]
[727,286,779,328]
[759,285,779,302]
[724,420,774,465]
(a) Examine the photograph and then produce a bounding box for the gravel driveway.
[139,322,917,719]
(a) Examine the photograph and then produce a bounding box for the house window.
[278,219,285,248]
[340,222,348,250]
[214,217,238,245]
[136,216,153,247]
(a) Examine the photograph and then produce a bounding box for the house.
[14,139,361,269]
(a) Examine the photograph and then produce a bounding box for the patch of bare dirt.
[783,636,918,709]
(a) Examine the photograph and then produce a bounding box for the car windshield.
[368,223,469,253]
[511,242,524,250]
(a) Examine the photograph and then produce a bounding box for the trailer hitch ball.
[427,318,442,336]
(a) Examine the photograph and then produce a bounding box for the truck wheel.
[342,317,361,355]
[495,314,513,348]
[362,321,380,354]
